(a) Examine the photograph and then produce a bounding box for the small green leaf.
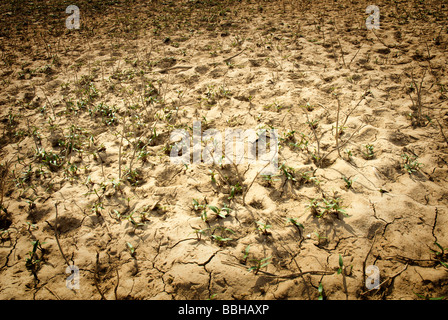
[208,205,219,214]
[126,242,135,254]
[434,242,444,254]
[261,256,272,263]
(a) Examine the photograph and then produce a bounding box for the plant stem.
[52,203,70,267]
[335,97,342,158]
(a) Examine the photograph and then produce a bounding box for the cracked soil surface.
[0,0,447,300]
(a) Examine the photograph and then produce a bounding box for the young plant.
[260,174,280,187]
[286,217,304,235]
[228,182,242,200]
[430,242,448,269]
[91,201,104,216]
[126,241,136,257]
[306,198,320,216]
[192,198,206,211]
[124,168,141,186]
[401,153,422,174]
[211,234,233,247]
[25,240,45,280]
[35,148,63,171]
[414,292,446,300]
[207,203,232,219]
[122,211,146,228]
[317,282,325,300]
[279,163,296,182]
[256,220,271,235]
[322,197,348,218]
[192,198,209,222]
[241,244,251,265]
[337,254,344,274]
[344,149,353,161]
[306,119,319,130]
[342,176,357,189]
[279,130,296,144]
[248,256,271,275]
[307,197,348,218]
[288,132,310,152]
[191,227,210,241]
[362,144,375,160]
[208,169,217,183]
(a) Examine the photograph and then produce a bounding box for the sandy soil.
[0,0,447,300]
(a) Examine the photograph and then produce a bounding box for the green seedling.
[193,199,209,222]
[307,197,348,218]
[124,168,141,186]
[25,221,37,232]
[65,162,79,178]
[241,244,251,265]
[248,256,271,275]
[218,203,232,218]
[35,148,63,171]
[228,183,242,200]
[363,144,375,159]
[333,124,347,136]
[123,211,145,228]
[110,178,123,193]
[25,240,45,279]
[200,210,208,222]
[306,119,319,129]
[263,101,284,112]
[138,149,149,162]
[279,163,296,182]
[300,102,315,112]
[207,293,218,300]
[288,132,310,152]
[279,130,296,143]
[256,220,271,235]
[430,242,448,269]
[211,234,233,247]
[207,204,232,219]
[344,149,353,161]
[337,254,344,274]
[192,199,206,211]
[89,102,117,126]
[298,170,319,185]
[306,198,320,216]
[208,169,217,183]
[342,176,357,189]
[286,218,304,235]
[261,174,280,186]
[318,282,324,300]
[91,201,104,216]
[414,292,446,300]
[126,242,136,256]
[310,231,328,242]
[322,197,348,218]
[191,227,209,241]
[401,153,422,174]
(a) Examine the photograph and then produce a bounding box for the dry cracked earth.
[0,0,448,300]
